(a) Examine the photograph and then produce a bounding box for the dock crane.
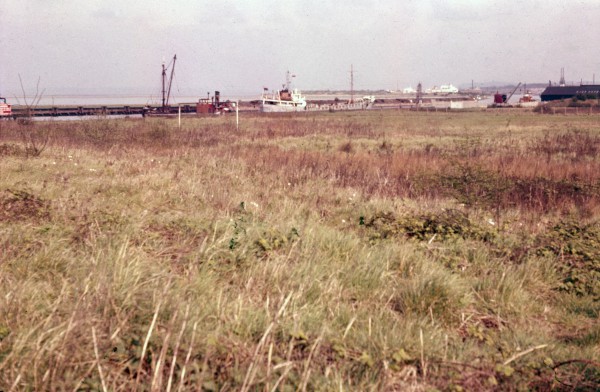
[493,82,522,106]
[161,54,177,111]
[505,82,521,104]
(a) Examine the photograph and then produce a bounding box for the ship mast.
[285,70,293,90]
[166,54,177,106]
[162,60,166,108]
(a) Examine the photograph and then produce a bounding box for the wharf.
[10,104,198,118]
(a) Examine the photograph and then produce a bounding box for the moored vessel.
[0,97,12,118]
[260,71,307,112]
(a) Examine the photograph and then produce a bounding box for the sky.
[2,0,600,99]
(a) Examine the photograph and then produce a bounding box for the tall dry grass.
[0,111,598,390]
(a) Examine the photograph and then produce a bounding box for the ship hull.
[260,100,306,112]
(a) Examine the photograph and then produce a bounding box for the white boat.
[260,71,307,112]
[260,71,376,112]
[431,84,459,94]
[261,88,307,112]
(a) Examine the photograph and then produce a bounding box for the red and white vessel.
[0,97,12,118]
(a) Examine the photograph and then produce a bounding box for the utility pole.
[350,64,354,103]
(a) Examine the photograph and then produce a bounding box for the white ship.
[260,71,307,112]
[431,84,459,94]
[260,71,376,112]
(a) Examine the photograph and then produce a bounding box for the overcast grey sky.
[2,0,600,97]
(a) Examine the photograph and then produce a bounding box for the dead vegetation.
[0,189,50,221]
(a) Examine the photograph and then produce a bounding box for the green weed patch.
[535,219,600,297]
[364,209,495,243]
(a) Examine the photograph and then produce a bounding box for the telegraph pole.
[350,64,354,103]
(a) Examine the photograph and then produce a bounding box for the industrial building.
[540,84,600,101]
[540,68,600,101]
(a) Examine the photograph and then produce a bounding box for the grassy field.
[0,110,599,391]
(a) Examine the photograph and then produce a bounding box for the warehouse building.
[540,84,600,101]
